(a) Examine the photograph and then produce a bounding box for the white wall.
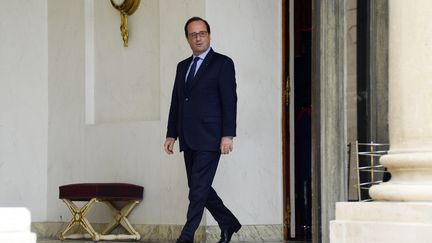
[0,1,48,221]
[47,0,87,222]
[206,0,283,225]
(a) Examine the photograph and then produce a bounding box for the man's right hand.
[164,137,176,155]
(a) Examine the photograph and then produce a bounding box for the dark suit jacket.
[166,49,237,151]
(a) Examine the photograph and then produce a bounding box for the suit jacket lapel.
[189,49,215,90]
[181,56,192,93]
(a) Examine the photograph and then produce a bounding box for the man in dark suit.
[164,17,241,243]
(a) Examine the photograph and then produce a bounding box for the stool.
[59,183,143,241]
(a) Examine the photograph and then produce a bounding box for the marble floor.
[37,240,309,243]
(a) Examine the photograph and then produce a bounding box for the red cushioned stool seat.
[58,183,143,241]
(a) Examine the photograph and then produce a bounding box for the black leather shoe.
[218,223,241,243]
[176,238,193,243]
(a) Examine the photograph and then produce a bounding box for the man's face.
[186,20,211,56]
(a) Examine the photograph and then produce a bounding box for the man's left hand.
[220,137,233,155]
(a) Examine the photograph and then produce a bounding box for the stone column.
[369,0,432,201]
[330,1,432,242]
[368,0,389,144]
[312,0,348,242]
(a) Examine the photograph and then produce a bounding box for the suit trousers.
[180,150,239,241]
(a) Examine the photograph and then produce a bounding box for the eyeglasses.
[188,31,209,39]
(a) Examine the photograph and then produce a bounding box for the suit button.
[185,98,189,101]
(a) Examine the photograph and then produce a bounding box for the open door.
[283,0,312,241]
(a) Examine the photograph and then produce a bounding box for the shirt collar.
[193,47,212,61]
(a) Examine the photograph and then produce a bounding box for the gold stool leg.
[101,201,120,234]
[118,201,140,237]
[60,199,80,240]
[59,198,100,241]
[102,200,141,240]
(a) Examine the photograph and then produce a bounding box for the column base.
[370,183,432,201]
[330,202,432,243]
[369,152,432,201]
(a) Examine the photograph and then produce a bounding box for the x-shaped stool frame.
[102,200,140,238]
[59,198,141,241]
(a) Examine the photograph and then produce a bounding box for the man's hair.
[184,17,211,38]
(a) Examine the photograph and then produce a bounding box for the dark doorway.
[283,0,312,241]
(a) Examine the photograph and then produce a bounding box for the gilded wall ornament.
[110,0,141,47]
